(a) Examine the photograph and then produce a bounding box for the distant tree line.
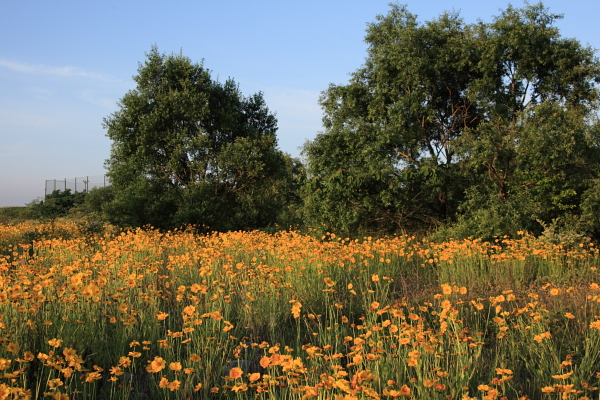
[26,3,600,241]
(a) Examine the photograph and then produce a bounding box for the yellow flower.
[167,380,180,391]
[408,350,420,359]
[109,366,123,376]
[159,377,169,388]
[6,343,20,353]
[183,305,195,315]
[549,288,561,296]
[169,362,182,371]
[0,359,11,371]
[496,368,513,375]
[156,312,169,321]
[0,384,11,400]
[48,338,62,348]
[259,356,270,369]
[229,367,243,380]
[399,384,411,397]
[552,371,574,379]
[423,379,437,387]
[118,357,131,367]
[146,356,166,373]
[533,331,551,342]
[324,277,335,287]
[249,372,261,382]
[441,284,452,295]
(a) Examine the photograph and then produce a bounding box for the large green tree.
[103,47,296,230]
[303,3,600,238]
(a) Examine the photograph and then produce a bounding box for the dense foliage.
[102,47,299,231]
[302,3,600,239]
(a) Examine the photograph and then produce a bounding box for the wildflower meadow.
[1,221,600,399]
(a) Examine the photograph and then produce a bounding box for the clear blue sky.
[1,0,598,206]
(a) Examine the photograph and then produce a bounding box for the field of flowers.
[1,221,600,399]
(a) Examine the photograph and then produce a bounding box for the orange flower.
[259,356,270,369]
[533,332,551,343]
[249,372,261,382]
[229,367,243,380]
[183,305,195,315]
[324,277,335,287]
[167,380,180,391]
[590,320,600,330]
[156,312,169,321]
[6,343,20,353]
[0,384,11,400]
[48,338,62,348]
[169,362,182,371]
[496,368,513,375]
[118,357,131,367]
[441,284,452,295]
[146,356,166,373]
[0,359,11,371]
[159,377,169,388]
[399,384,411,397]
[109,366,123,376]
[423,379,437,387]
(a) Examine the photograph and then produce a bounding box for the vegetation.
[9,4,594,241]
[3,3,600,399]
[1,222,600,399]
[102,46,299,232]
[302,3,600,240]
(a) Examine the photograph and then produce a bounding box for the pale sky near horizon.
[1,0,598,206]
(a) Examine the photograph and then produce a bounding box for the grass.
[0,221,599,399]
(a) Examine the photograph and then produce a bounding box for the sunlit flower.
[229,367,243,380]
[146,356,166,373]
[156,312,169,321]
[167,379,180,391]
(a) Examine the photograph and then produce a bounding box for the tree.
[303,2,600,238]
[103,47,295,230]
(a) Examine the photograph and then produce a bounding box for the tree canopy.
[103,47,297,231]
[302,2,600,239]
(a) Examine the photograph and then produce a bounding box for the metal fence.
[45,175,111,197]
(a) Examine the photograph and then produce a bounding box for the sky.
[1,0,598,206]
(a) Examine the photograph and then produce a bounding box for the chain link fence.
[45,175,111,197]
